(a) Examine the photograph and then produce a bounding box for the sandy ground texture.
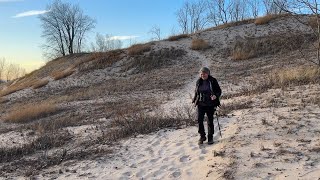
[33,118,232,180]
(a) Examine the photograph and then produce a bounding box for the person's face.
[200,71,208,80]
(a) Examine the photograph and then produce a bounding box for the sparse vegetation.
[0,79,36,97]
[254,14,289,25]
[32,79,49,89]
[127,43,152,56]
[167,34,189,41]
[269,66,320,87]
[191,39,210,50]
[209,19,255,30]
[219,101,253,116]
[78,50,125,72]
[231,33,315,60]
[51,67,75,80]
[3,102,58,123]
[103,110,195,143]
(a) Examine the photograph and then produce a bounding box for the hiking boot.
[198,136,207,145]
[208,135,214,145]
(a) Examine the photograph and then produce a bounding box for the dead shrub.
[191,39,210,50]
[0,131,71,163]
[254,14,289,25]
[269,66,320,87]
[3,102,58,123]
[127,43,152,56]
[51,67,75,80]
[32,79,49,89]
[167,34,189,41]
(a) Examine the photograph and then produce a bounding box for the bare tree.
[274,0,320,66]
[249,0,260,18]
[229,0,249,22]
[264,0,287,14]
[149,25,161,41]
[176,0,209,34]
[39,0,95,59]
[208,0,232,25]
[91,33,123,52]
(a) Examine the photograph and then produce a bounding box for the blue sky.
[0,0,185,72]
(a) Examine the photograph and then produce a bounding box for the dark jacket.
[192,75,222,107]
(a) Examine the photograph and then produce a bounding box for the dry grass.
[269,66,320,87]
[191,39,210,50]
[209,19,255,30]
[32,79,49,89]
[167,34,189,41]
[127,43,152,56]
[3,102,58,123]
[0,79,36,97]
[254,14,290,25]
[51,67,75,80]
[231,50,254,60]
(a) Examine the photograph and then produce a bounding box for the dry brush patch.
[51,67,75,80]
[3,102,59,123]
[254,14,290,25]
[0,78,37,97]
[268,66,320,88]
[209,19,255,30]
[32,79,49,89]
[167,34,189,41]
[191,39,210,50]
[127,43,152,56]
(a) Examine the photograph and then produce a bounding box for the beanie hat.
[199,67,210,75]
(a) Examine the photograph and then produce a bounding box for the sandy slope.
[36,118,232,180]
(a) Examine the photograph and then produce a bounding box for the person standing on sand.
[192,67,222,145]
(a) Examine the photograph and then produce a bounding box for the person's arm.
[192,80,199,104]
[212,78,221,98]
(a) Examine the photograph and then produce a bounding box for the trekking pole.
[216,111,222,138]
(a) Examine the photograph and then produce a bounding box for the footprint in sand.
[150,158,159,163]
[136,170,146,178]
[199,156,205,161]
[171,170,181,178]
[176,142,183,146]
[192,146,198,151]
[180,155,190,162]
[122,171,132,176]
[138,159,148,165]
[201,149,208,154]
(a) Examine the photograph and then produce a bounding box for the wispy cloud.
[108,36,139,40]
[0,0,23,2]
[12,10,49,18]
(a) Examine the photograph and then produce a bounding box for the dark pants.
[197,105,215,138]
